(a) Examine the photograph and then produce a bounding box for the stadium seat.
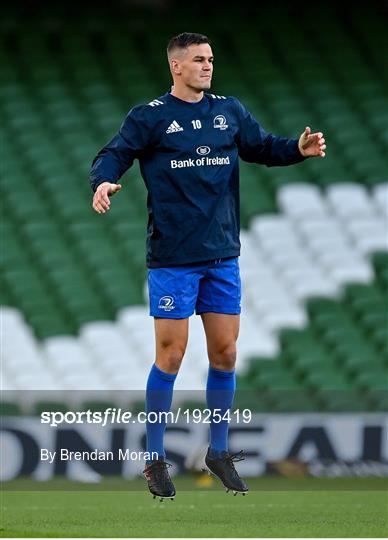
[373,183,388,215]
[277,183,329,218]
[327,183,376,219]
[0,402,22,415]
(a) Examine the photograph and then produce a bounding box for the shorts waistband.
[176,256,236,268]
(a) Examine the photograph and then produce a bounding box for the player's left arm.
[233,98,326,166]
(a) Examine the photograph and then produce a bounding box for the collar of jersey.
[166,92,207,107]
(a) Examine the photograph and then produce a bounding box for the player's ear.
[170,59,182,75]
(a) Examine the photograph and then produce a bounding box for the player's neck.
[170,85,204,103]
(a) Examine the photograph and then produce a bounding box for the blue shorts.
[148,257,241,318]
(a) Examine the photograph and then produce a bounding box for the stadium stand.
[1,1,387,410]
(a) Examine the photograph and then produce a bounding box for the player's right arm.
[89,105,150,212]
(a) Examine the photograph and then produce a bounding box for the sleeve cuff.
[90,178,117,193]
[291,138,307,163]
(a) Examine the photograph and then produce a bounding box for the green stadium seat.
[82,401,118,413]
[342,357,384,379]
[0,402,22,415]
[233,380,271,412]
[33,401,70,415]
[357,371,388,392]
[6,190,49,223]
[28,312,73,339]
[291,351,337,377]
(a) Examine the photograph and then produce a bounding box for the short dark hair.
[167,32,211,55]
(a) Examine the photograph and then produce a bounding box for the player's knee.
[210,343,236,371]
[157,344,185,374]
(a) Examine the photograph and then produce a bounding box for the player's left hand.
[298,126,326,157]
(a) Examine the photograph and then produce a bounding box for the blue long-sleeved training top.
[90,92,305,268]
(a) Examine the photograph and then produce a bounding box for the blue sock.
[145,363,177,462]
[206,366,236,456]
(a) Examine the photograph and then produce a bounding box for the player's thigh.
[201,312,240,354]
[154,317,189,357]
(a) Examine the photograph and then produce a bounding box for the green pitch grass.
[1,477,387,537]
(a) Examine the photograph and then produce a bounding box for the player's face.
[178,43,214,90]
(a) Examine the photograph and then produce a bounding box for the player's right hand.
[92,182,122,214]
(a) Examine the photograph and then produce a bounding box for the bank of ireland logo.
[196,146,211,155]
[158,296,175,311]
[213,115,228,130]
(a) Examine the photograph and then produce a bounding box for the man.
[90,32,326,500]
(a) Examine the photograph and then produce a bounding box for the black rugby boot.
[143,458,176,501]
[205,448,249,495]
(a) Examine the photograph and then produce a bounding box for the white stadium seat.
[13,372,60,391]
[251,215,296,244]
[260,305,307,331]
[329,264,373,285]
[373,182,388,216]
[326,183,375,218]
[346,217,388,254]
[44,336,94,371]
[80,322,132,366]
[43,336,109,389]
[0,372,17,391]
[291,274,339,299]
[2,306,49,384]
[297,216,343,241]
[117,306,156,366]
[238,312,279,360]
[316,247,364,267]
[277,183,328,218]
[108,368,148,390]
[268,248,312,270]
[307,234,354,255]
